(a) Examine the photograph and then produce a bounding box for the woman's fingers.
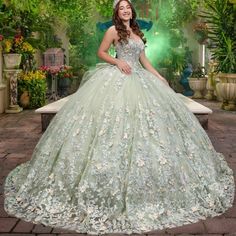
[124,65,131,74]
[121,66,131,74]
[117,60,132,74]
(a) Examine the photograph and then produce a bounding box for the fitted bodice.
[115,38,145,71]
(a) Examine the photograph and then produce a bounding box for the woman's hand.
[116,60,132,75]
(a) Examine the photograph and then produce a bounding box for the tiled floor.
[0,99,235,236]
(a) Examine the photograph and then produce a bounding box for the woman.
[4,0,235,235]
[97,0,169,85]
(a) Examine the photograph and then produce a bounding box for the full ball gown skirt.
[4,39,235,235]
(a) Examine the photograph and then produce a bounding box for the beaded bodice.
[115,38,145,70]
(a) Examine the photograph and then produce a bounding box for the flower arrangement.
[40,65,73,80]
[18,70,46,81]
[193,22,208,44]
[0,34,35,54]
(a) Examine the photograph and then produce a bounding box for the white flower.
[137,159,145,167]
[87,206,93,214]
[152,212,160,218]
[98,129,105,136]
[191,206,198,212]
[49,173,54,179]
[166,210,171,215]
[188,154,193,159]
[137,211,145,219]
[72,115,78,120]
[143,132,148,138]
[123,133,128,139]
[209,201,214,207]
[72,128,80,136]
[159,156,167,165]
[149,129,154,135]
[152,99,157,106]
[95,163,103,170]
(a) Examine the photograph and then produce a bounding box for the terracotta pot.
[20,91,30,108]
[188,77,207,99]
[3,53,22,69]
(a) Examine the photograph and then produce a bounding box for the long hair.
[112,0,146,44]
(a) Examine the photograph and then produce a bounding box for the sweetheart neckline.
[114,38,143,48]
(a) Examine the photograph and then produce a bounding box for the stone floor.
[0,99,235,236]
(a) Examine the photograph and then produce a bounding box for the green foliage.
[200,0,236,73]
[0,1,60,51]
[0,0,96,79]
[191,64,206,79]
[152,0,201,81]
[158,0,201,29]
[95,0,113,18]
[9,0,41,13]
[18,77,47,108]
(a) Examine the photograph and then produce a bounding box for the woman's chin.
[121,17,131,22]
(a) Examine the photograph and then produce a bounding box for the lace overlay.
[4,38,235,235]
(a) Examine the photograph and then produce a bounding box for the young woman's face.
[118,1,132,22]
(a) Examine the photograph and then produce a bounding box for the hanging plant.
[193,22,208,44]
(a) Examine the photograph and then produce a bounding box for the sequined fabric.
[4,38,235,235]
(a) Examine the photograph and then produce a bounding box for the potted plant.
[0,34,35,69]
[40,65,74,97]
[57,65,73,96]
[200,0,236,110]
[18,69,47,108]
[188,64,207,98]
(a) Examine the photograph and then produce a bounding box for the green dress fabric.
[4,38,235,235]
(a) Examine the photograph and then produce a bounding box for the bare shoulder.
[107,25,117,33]
[106,26,119,39]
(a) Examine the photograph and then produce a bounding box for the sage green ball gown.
[4,38,235,235]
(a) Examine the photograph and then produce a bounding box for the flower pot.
[216,73,236,111]
[216,83,236,111]
[19,91,30,108]
[218,73,236,83]
[3,53,22,69]
[58,78,71,96]
[188,77,207,99]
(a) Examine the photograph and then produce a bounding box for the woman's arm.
[97,26,132,74]
[139,51,169,86]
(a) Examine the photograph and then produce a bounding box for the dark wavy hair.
[112,0,146,44]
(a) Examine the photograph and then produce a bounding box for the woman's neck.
[122,20,131,30]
